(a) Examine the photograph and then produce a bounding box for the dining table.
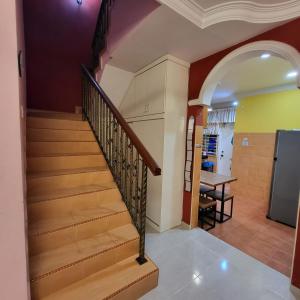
[200,170,237,223]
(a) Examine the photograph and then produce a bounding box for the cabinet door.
[129,119,164,227]
[135,62,166,116]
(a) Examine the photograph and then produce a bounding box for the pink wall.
[0,0,29,299]
[24,0,101,113]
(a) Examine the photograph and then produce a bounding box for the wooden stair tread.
[27,117,90,131]
[28,183,117,203]
[27,167,108,178]
[27,110,83,121]
[29,200,127,236]
[27,152,101,158]
[43,255,158,300]
[30,224,139,280]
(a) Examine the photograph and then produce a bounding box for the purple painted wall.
[24,0,159,112]
[24,0,101,112]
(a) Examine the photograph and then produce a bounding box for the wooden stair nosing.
[29,209,128,237]
[26,152,101,158]
[27,184,117,203]
[27,167,108,179]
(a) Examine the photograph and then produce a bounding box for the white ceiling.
[109,5,285,72]
[212,55,297,104]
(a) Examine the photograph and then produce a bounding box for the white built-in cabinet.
[119,55,189,232]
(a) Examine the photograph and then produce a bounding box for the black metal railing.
[81,65,161,264]
[91,0,114,69]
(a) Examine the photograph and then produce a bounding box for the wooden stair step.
[27,110,83,121]
[27,128,95,142]
[27,117,90,131]
[29,202,131,256]
[43,255,158,300]
[29,199,128,237]
[27,182,117,203]
[27,166,108,178]
[30,225,139,298]
[30,224,138,279]
[27,152,101,158]
[27,154,106,172]
[27,169,113,195]
[27,141,100,156]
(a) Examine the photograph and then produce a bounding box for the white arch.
[197,40,300,106]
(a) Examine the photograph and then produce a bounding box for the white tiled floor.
[141,226,298,300]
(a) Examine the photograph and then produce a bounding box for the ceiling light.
[233,101,239,106]
[260,53,271,60]
[286,71,298,79]
[208,108,213,112]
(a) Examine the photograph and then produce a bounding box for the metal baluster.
[120,129,124,197]
[116,124,121,185]
[97,95,100,140]
[134,150,140,224]
[124,135,129,208]
[108,112,112,167]
[105,104,109,158]
[136,161,148,265]
[129,142,134,217]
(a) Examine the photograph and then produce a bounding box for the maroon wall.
[293,210,300,288]
[24,0,101,113]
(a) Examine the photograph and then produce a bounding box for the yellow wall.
[235,89,300,133]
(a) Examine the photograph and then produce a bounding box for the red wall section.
[292,209,300,288]
[24,0,101,112]
[188,18,300,101]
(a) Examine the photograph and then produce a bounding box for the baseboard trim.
[181,221,192,230]
[146,218,160,232]
[290,284,300,297]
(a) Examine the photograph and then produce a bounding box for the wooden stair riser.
[29,211,132,256]
[27,128,95,142]
[109,269,159,300]
[27,117,90,131]
[31,240,139,299]
[27,155,106,172]
[28,171,113,194]
[28,189,121,220]
[27,141,100,156]
[28,110,83,121]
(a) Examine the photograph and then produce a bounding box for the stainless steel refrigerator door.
[268,130,300,227]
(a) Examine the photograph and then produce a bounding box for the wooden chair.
[199,196,217,231]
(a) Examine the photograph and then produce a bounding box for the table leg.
[220,183,225,223]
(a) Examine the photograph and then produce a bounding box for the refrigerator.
[268,130,300,227]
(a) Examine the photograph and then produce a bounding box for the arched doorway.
[197,41,300,106]
[189,40,300,278]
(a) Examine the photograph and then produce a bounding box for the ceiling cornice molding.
[158,0,300,28]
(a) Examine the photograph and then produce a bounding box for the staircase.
[26,110,159,299]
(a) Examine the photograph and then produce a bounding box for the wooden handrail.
[81,64,161,176]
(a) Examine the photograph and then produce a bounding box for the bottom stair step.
[43,255,158,300]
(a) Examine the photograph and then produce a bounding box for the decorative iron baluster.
[81,65,160,265]
[134,150,140,224]
[136,162,148,265]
